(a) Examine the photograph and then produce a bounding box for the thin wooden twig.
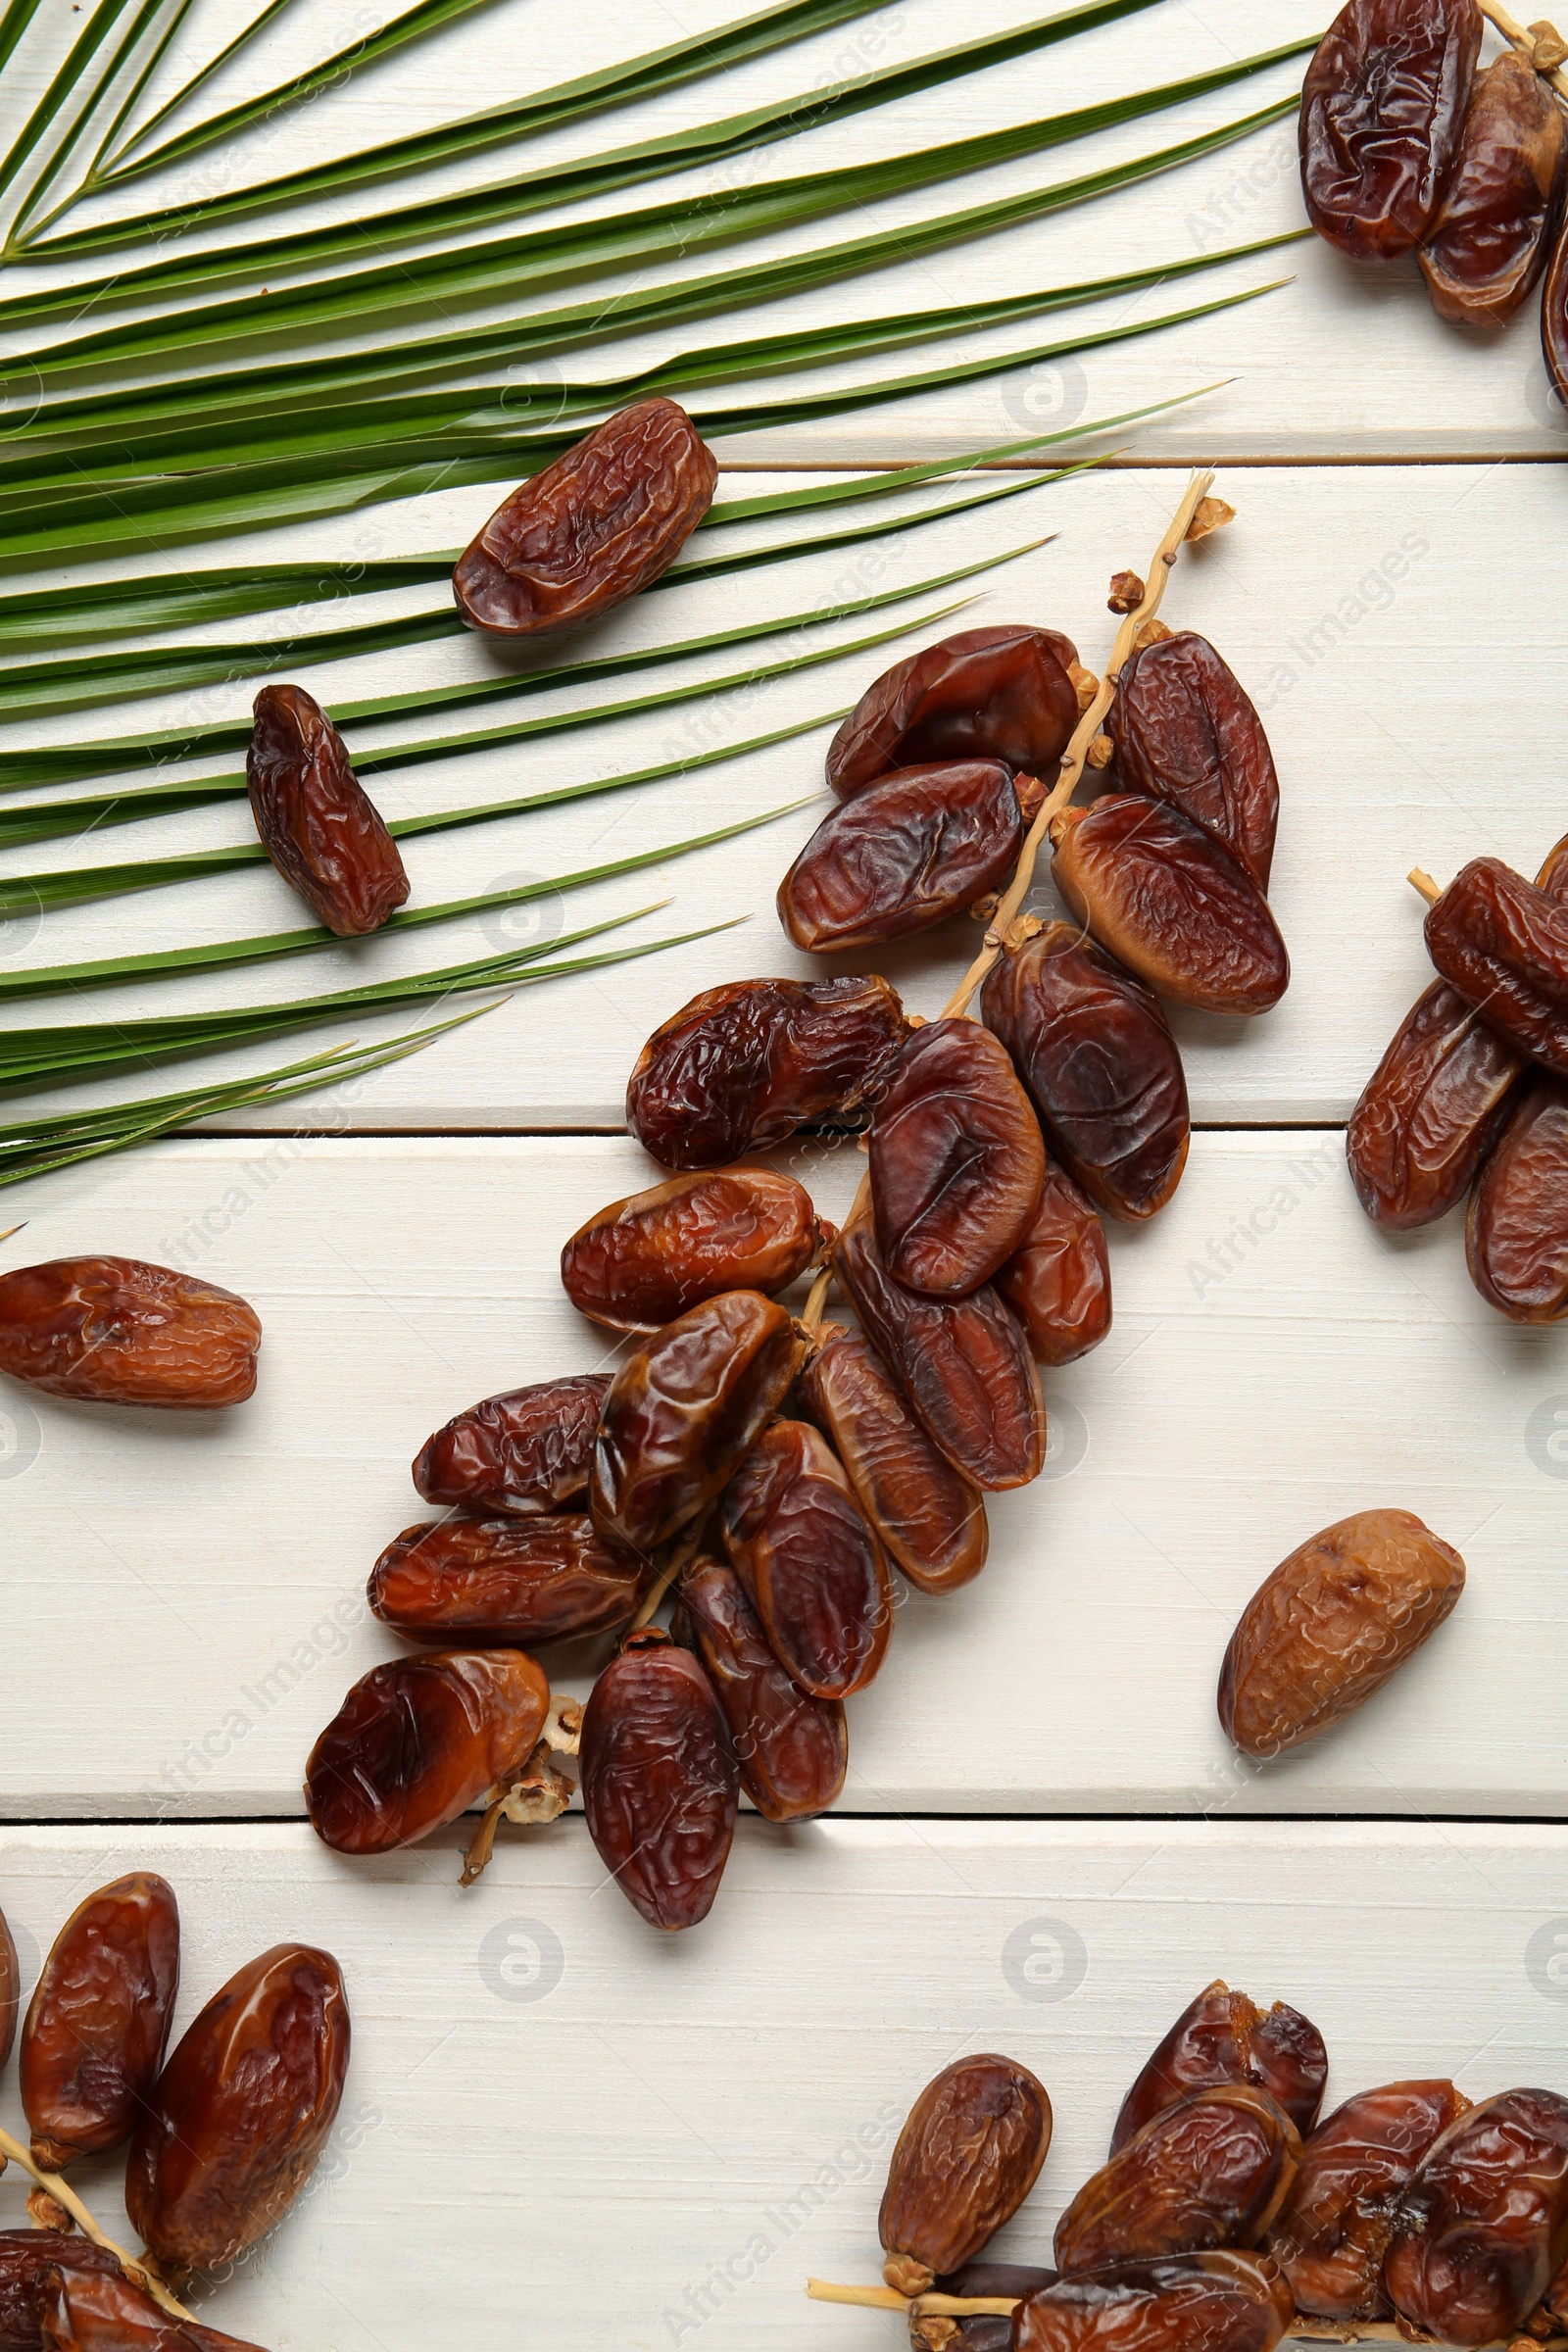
[0,2125,192,2319]
[1409,867,1444,906]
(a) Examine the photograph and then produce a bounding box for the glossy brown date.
[835,1221,1046,1492]
[1425,855,1568,1077]
[797,1327,987,1596]
[453,398,716,636]
[21,1873,179,2169]
[579,1627,737,1931]
[719,1418,892,1700]
[1421,50,1568,324]
[1544,202,1568,410]
[1298,0,1481,262]
[0,1906,16,2071]
[826,625,1085,797]
[1056,2087,1299,2276]
[1112,1982,1328,2155]
[869,1020,1046,1296]
[0,1258,260,1409]
[247,683,409,938]
[1218,1508,1466,1759]
[676,1557,848,1821]
[1385,2086,1568,2345]
[413,1373,609,1516]
[125,1943,350,2275]
[590,1290,805,1554]
[1051,800,1290,1017]
[778,763,1032,953]
[1467,1076,1568,1322]
[305,1648,549,1853]
[368,1515,645,1645]
[1268,2080,1469,2319]
[626,975,910,1168]
[879,2055,1053,2295]
[38,2267,268,2352]
[982,924,1190,1223]
[1106,632,1279,892]
[996,1159,1112,1367]
[561,1168,823,1333]
[0,2238,123,2352]
[1013,2251,1294,2352]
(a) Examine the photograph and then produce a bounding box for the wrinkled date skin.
[0,2239,123,2352]
[1056,2088,1299,2276]
[778,763,1033,953]
[1051,800,1290,1017]
[1268,2080,1470,2319]
[0,1258,260,1409]
[579,1627,737,1931]
[835,1221,1046,1492]
[368,1516,645,1645]
[982,925,1190,1223]
[590,1290,805,1554]
[826,625,1085,797]
[626,975,910,1168]
[676,1558,848,1821]
[1113,1982,1328,2156]
[869,1020,1047,1296]
[996,1159,1112,1367]
[561,1167,823,1333]
[879,2055,1053,2295]
[1218,1508,1466,1759]
[719,1418,892,1700]
[414,1373,609,1515]
[39,2267,269,2352]
[798,1327,987,1596]
[21,1873,179,2169]
[0,1907,16,2071]
[453,398,716,635]
[247,683,409,938]
[305,1649,549,1853]
[1422,50,1568,324]
[1385,2087,1568,2344]
[1013,2251,1295,2352]
[1299,0,1481,261]
[1544,204,1568,409]
[1426,856,1568,1077]
[1107,632,1279,892]
[1468,1076,1568,1322]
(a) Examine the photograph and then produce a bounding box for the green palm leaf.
[0,0,163,220]
[0,0,48,79]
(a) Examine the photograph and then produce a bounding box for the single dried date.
[1056,2087,1299,2275]
[1106,631,1279,891]
[0,1906,17,2071]
[1013,2251,1295,2352]
[368,1516,645,1645]
[306,1648,550,1853]
[996,1159,1112,1367]
[879,2054,1053,2295]
[1112,1982,1328,2155]
[1385,2087,1568,2345]
[1298,0,1481,262]
[826,626,1085,797]
[778,763,1035,952]
[1467,1076,1568,1322]
[38,2267,268,2352]
[562,1168,824,1333]
[1421,50,1568,325]
[868,1020,1047,1297]
[1268,2080,1470,2320]
[247,683,409,938]
[414,1373,609,1515]
[0,1258,260,1409]
[719,1418,892,1700]
[1425,855,1568,1076]
[0,2238,124,2352]
[676,1557,848,1822]
[1218,1508,1465,1759]
[453,398,716,635]
[798,1328,987,1597]
[627,975,910,1168]
[579,1627,737,1931]
[21,1873,179,2169]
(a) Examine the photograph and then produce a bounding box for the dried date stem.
[802,1263,835,1332]
[459,1691,585,1885]
[0,2123,193,2320]
[1410,868,1444,906]
[804,2280,1568,2346]
[1483,4,1568,89]
[628,1515,712,1633]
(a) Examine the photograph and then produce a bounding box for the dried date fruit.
[1013,2250,1295,2352]
[916,2266,1058,2352]
[982,924,1190,1223]
[798,1327,987,1597]
[1218,1508,1466,1758]
[1298,0,1482,262]
[1051,799,1290,1017]
[1424,855,1568,1077]
[21,1873,179,2169]
[368,1516,645,1645]
[675,1557,848,1821]
[1385,2087,1568,2345]
[562,1168,824,1333]
[835,1221,1046,1492]
[579,1626,737,1930]
[1467,1076,1568,1322]
[0,1258,261,1409]
[627,975,910,1168]
[125,1944,348,2277]
[1544,201,1568,408]
[778,763,1035,953]
[591,1290,805,1553]
[1268,2079,1469,2319]
[306,1648,549,1852]
[826,626,1085,797]
[39,2267,268,2352]
[247,684,409,937]
[1112,1982,1328,2154]
[995,1159,1112,1367]
[0,1906,16,2072]
[1055,2086,1299,2275]
[414,1373,609,1515]
[869,1020,1047,1297]
[719,1418,892,1699]
[1421,50,1568,324]
[453,398,716,636]
[0,2239,125,2352]
[879,2054,1053,2295]
[1106,631,1279,891]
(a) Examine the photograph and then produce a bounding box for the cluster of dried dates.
[836,1979,1568,2352]
[0,1874,347,2351]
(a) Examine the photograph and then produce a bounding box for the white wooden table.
[3,3,1567,2344]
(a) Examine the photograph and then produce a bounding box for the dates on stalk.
[676,1558,848,1822]
[580,1628,737,1931]
[0,2236,123,2352]
[1298,0,1481,262]
[1467,1077,1568,1322]
[826,626,1086,797]
[0,1258,261,1408]
[719,1418,892,1700]
[306,1649,550,1853]
[915,2266,1059,2352]
[868,1020,1046,1296]
[1106,631,1279,891]
[1268,2080,1469,2319]
[879,2054,1053,2295]
[414,1373,609,1516]
[798,1328,987,1597]
[1424,856,1568,1078]
[453,399,716,636]
[1112,1981,1328,2154]
[38,2266,269,2352]
[368,1516,646,1645]
[1421,51,1568,324]
[1384,2086,1568,2345]
[247,684,409,937]
[995,1160,1112,1367]
[1054,2087,1299,2275]
[1013,2251,1295,2352]
[21,1873,179,2169]
[561,1168,824,1333]
[778,763,1035,953]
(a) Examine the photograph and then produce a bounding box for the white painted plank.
[1,1820,1566,2351]
[5,1130,1562,1819]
